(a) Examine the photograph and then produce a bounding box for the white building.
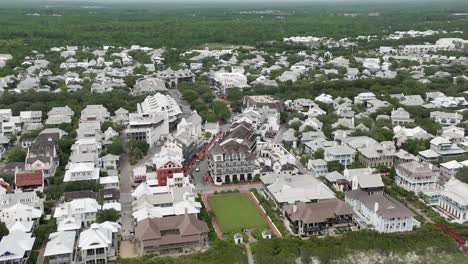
[100,154,120,171]
[99,176,120,190]
[391,107,414,126]
[63,162,100,182]
[78,222,121,263]
[46,106,74,125]
[395,161,438,192]
[125,112,169,147]
[354,92,376,104]
[430,111,463,126]
[80,105,110,123]
[324,145,356,166]
[261,174,335,207]
[344,168,384,194]
[20,111,42,130]
[345,190,418,233]
[54,198,101,228]
[431,96,468,108]
[429,136,465,157]
[139,93,182,124]
[44,231,76,264]
[440,160,464,178]
[436,179,468,223]
[307,159,328,177]
[0,231,35,264]
[0,203,42,227]
[209,71,249,96]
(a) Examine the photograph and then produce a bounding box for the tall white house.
[345,190,418,233]
[437,179,468,223]
[139,93,182,124]
[324,145,356,166]
[395,161,438,192]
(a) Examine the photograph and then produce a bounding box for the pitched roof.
[15,171,43,187]
[0,231,35,262]
[346,190,414,219]
[44,231,76,257]
[135,214,209,244]
[78,222,120,250]
[285,199,353,224]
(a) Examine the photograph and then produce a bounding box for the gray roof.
[396,161,436,178]
[346,190,414,219]
[285,199,353,224]
[325,171,345,182]
[324,145,356,155]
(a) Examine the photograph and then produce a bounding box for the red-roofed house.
[15,170,44,192]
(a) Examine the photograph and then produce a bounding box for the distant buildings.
[80,105,110,123]
[156,68,195,89]
[391,107,414,126]
[430,111,463,126]
[208,71,249,97]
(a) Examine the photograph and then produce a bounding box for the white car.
[195,167,200,172]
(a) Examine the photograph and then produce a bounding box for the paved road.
[119,135,162,240]
[273,125,287,144]
[119,149,134,240]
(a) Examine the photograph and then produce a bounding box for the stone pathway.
[245,243,255,264]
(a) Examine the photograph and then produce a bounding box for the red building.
[156,160,184,186]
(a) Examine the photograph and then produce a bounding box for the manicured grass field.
[208,193,268,233]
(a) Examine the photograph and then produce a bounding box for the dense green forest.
[1,0,468,76]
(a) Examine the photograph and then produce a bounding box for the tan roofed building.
[135,214,209,256]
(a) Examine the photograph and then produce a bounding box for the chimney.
[352,175,358,190]
[184,207,188,215]
[66,202,72,216]
[374,202,379,213]
[292,203,297,213]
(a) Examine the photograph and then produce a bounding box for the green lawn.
[208,193,268,233]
